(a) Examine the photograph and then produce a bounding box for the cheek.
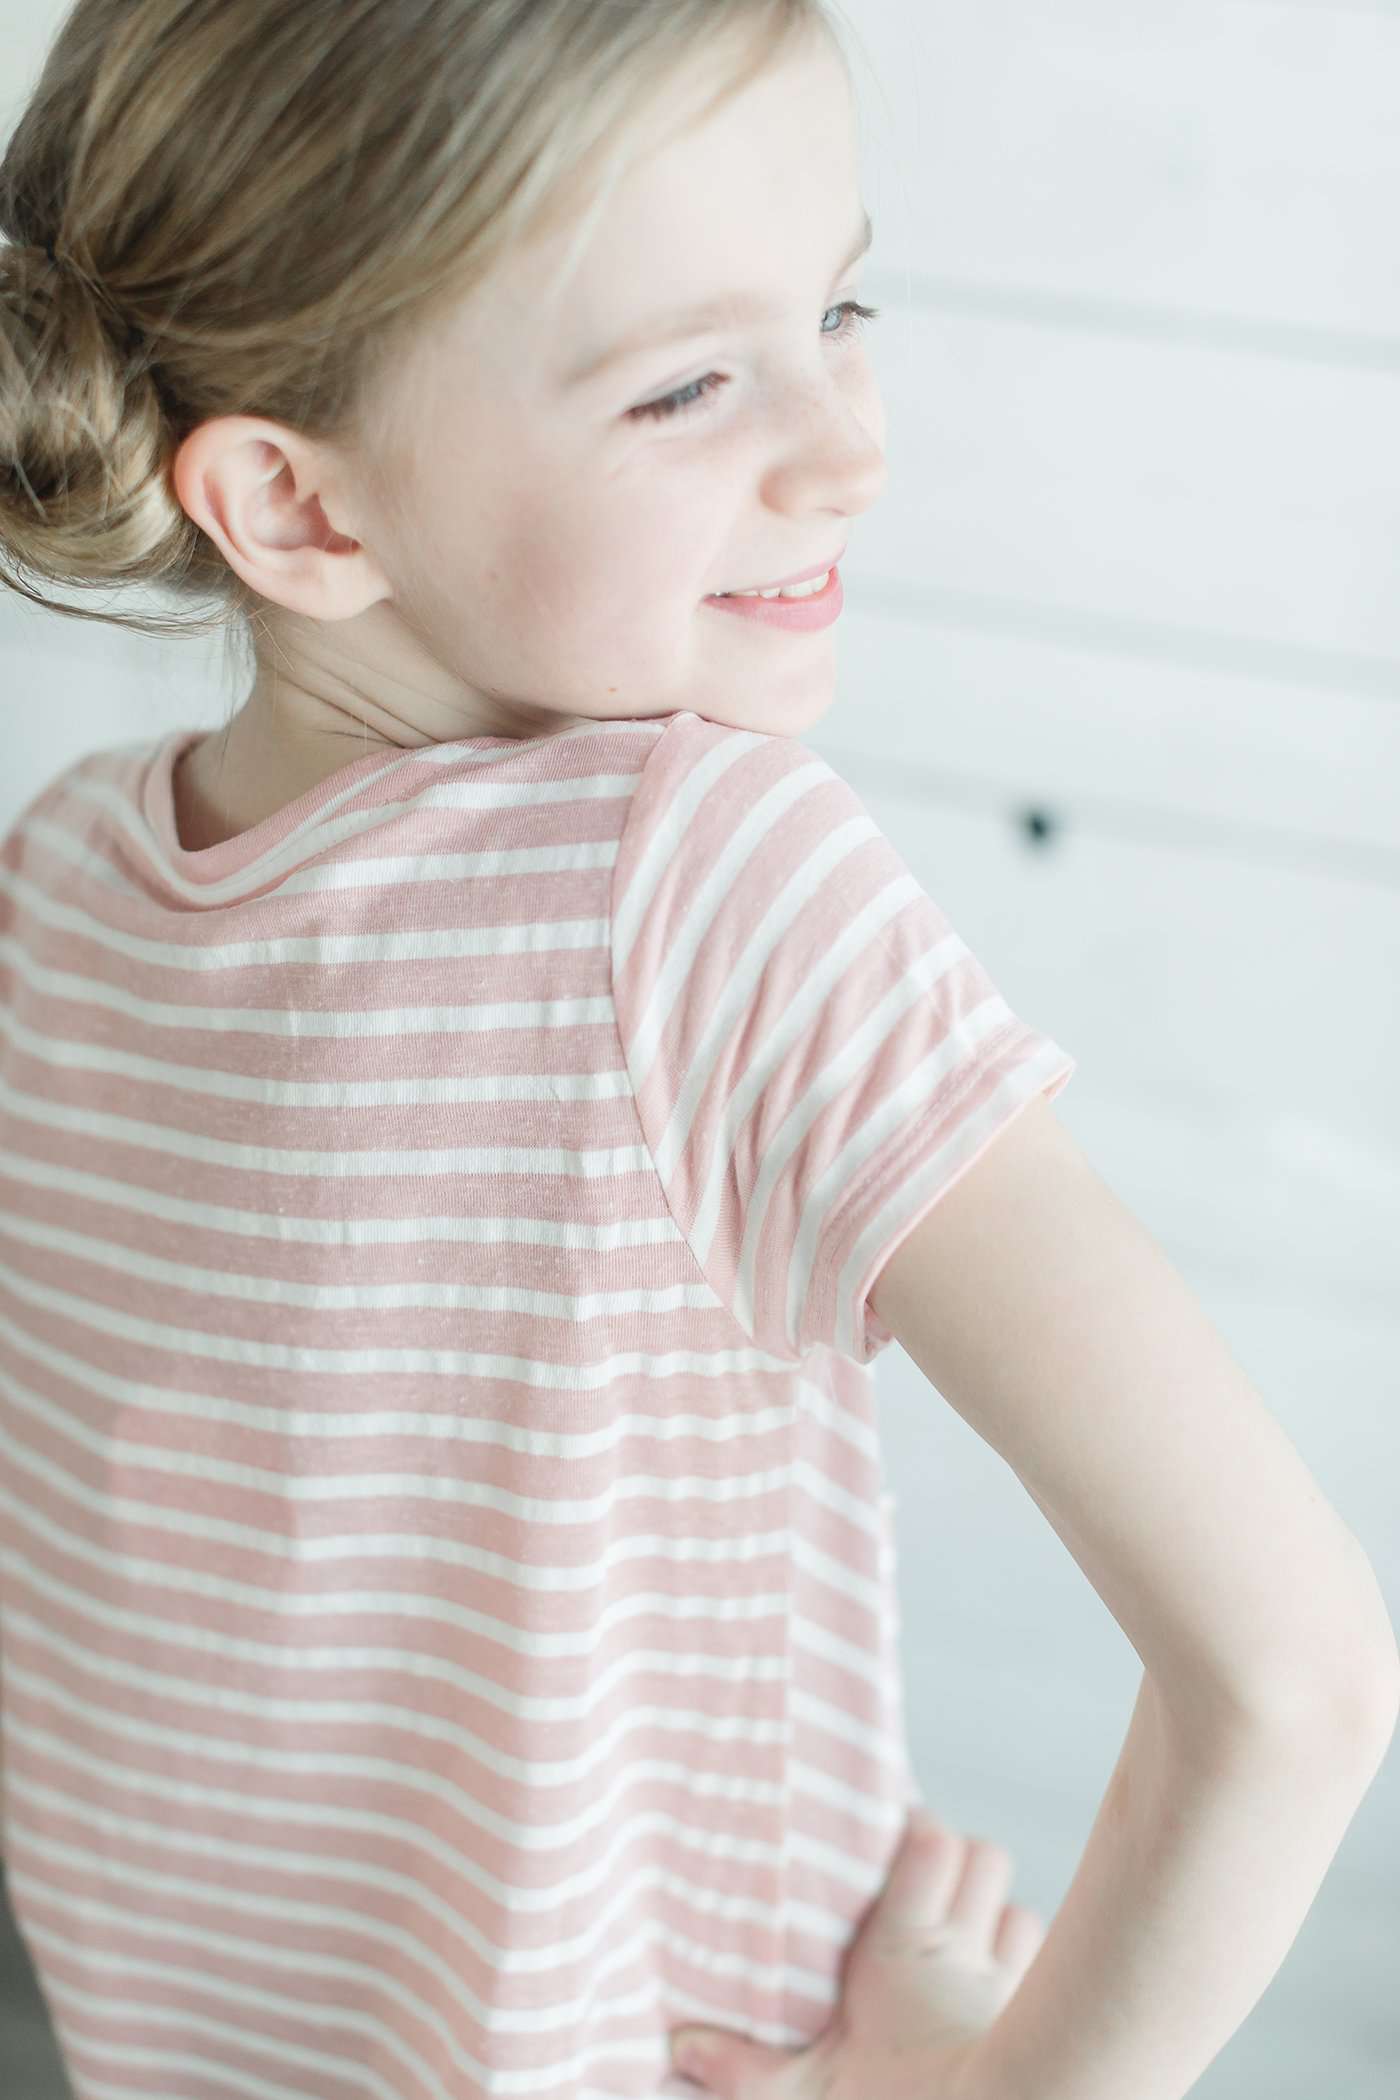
[563,494,711,605]
[855,367,888,450]
[488,506,591,608]
[481,519,675,669]
[465,437,727,633]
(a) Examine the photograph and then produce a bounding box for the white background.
[2,2,1397,2093]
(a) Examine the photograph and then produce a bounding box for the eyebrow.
[565,208,875,387]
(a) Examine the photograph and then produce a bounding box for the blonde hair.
[0,0,841,654]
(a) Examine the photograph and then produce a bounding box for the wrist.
[939,2035,1002,2100]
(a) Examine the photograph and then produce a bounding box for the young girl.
[1,6,1393,2100]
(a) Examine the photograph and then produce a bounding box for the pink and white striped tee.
[0,707,1075,2100]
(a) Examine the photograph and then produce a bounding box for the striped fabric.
[0,708,1075,2100]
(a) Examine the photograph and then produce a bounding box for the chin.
[746,681,840,740]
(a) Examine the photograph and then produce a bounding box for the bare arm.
[868,1092,1399,1731]
[868,1089,1400,2100]
[951,1669,1395,2100]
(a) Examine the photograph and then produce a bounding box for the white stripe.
[13,1804,859,2084]
[22,1948,794,2100]
[686,888,954,1264]
[0,930,613,1034]
[0,1146,682,1250]
[6,1710,901,1958]
[0,1489,812,1623]
[25,805,620,899]
[0,869,612,969]
[69,750,637,906]
[3,1212,711,1318]
[0,1295,787,1417]
[15,1900,790,2097]
[1,1540,888,1747]
[23,1898,484,2100]
[0,1362,811,1512]
[13,814,150,904]
[625,756,835,1086]
[610,727,760,978]
[78,744,429,902]
[0,1591,796,1728]
[0,1258,750,1377]
[773,989,1020,1350]
[0,1002,632,1107]
[1,1410,884,1589]
[0,1479,825,1625]
[14,1861,699,2098]
[3,1635,893,1847]
[651,810,882,1188]
[786,1742,911,1832]
[0,1322,873,1477]
[0,1076,652,1179]
[1,1484,884,1651]
[4,1786,819,1945]
[0,1185,864,1439]
[6,1676,902,1901]
[283,835,620,894]
[17,1739,901,1922]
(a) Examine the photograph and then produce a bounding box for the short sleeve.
[609,712,1077,1366]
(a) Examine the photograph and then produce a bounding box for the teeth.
[725,570,831,602]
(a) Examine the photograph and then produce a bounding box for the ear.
[170,415,394,623]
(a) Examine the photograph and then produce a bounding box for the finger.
[862,1810,966,1942]
[948,1837,1015,1947]
[669,2021,797,2098]
[993,1901,1046,1978]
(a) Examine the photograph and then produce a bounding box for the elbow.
[1336,1647,1400,1755]
[1259,1645,1400,1758]
[1151,1560,1400,1761]
[1272,1573,1400,1753]
[1326,1590,1400,1750]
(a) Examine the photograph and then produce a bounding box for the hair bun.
[1,232,169,615]
[30,236,144,354]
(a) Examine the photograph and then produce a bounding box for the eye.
[628,300,882,424]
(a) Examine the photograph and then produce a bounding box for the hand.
[667,1807,1044,2099]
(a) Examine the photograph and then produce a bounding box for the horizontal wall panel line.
[848,578,1400,703]
[1252,1,1400,18]
[828,745,1400,897]
[870,269,1400,375]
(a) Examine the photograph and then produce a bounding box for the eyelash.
[628,300,882,423]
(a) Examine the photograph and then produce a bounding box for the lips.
[714,548,847,596]
[703,564,845,628]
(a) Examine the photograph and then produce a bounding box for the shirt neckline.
[135,713,679,904]
[141,727,427,893]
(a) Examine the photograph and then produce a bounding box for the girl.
[1,6,1393,2100]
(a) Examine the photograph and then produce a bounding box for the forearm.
[955,1668,1395,2100]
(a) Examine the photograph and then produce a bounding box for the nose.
[783,414,887,520]
[780,366,888,517]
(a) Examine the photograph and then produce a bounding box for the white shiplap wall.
[818,7,1400,2097]
[1,3,1397,2096]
